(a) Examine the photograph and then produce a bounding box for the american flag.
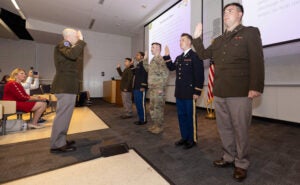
[207,59,215,103]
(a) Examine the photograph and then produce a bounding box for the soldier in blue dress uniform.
[164,33,204,149]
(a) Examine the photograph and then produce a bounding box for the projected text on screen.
[147,1,191,61]
[242,0,300,46]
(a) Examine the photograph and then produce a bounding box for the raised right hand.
[193,23,203,39]
[77,30,83,40]
[117,64,121,68]
[165,45,170,56]
[144,51,148,60]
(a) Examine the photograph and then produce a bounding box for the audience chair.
[0,104,2,120]
[0,100,17,135]
[0,84,32,134]
[32,84,56,113]
[40,84,51,94]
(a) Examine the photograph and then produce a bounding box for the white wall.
[83,31,131,97]
[0,38,55,82]
[131,28,144,56]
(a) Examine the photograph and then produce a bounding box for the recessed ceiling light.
[11,0,26,19]
[11,0,20,10]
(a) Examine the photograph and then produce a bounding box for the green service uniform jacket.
[192,24,264,98]
[51,40,86,94]
[117,67,133,92]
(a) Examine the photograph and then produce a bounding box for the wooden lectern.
[103,80,122,106]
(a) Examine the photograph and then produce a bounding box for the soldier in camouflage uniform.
[147,42,169,134]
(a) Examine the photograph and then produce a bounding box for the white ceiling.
[0,0,179,43]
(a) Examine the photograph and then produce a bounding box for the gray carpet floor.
[89,99,300,185]
[0,129,124,183]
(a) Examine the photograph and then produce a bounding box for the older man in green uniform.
[193,3,264,181]
[147,42,169,134]
[50,28,86,153]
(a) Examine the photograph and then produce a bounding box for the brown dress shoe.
[213,158,234,168]
[233,167,247,182]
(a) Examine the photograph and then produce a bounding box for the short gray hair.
[62,28,77,38]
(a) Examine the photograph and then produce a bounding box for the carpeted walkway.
[89,99,300,185]
[0,129,123,183]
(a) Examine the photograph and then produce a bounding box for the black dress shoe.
[183,141,196,149]
[50,145,76,153]
[233,167,247,182]
[134,121,147,125]
[213,158,234,168]
[66,140,76,146]
[175,139,187,146]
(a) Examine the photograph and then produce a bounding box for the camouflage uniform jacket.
[148,55,169,89]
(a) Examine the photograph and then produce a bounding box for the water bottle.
[21,121,27,131]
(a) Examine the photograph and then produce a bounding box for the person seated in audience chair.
[0,75,9,84]
[21,69,39,95]
[3,68,47,129]
[21,69,47,123]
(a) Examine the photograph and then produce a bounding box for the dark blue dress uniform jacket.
[133,61,148,89]
[165,49,204,99]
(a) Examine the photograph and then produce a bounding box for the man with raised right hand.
[50,28,86,153]
[192,2,264,182]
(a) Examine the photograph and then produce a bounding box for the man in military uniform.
[192,3,264,181]
[116,58,134,118]
[50,28,86,153]
[133,51,149,125]
[164,33,204,149]
[148,42,169,134]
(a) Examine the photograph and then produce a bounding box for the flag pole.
[205,99,216,119]
[205,59,216,120]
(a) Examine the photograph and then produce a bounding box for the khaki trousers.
[214,96,252,169]
[121,91,133,116]
[50,94,76,148]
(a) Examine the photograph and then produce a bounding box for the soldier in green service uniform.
[147,42,169,134]
[192,2,264,182]
[50,28,86,153]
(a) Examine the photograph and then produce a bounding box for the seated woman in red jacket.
[3,68,47,129]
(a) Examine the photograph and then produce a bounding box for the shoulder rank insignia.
[63,41,71,47]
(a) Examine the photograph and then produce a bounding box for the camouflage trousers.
[149,88,166,125]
